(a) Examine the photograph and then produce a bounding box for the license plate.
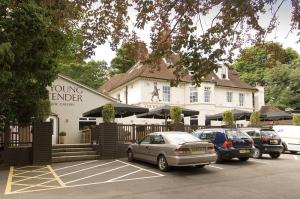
[270,140,278,144]
[191,147,206,152]
[239,149,250,154]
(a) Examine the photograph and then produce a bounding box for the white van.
[273,125,300,153]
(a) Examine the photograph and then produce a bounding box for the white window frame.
[226,92,233,103]
[204,87,211,103]
[163,86,170,102]
[239,93,244,106]
[190,87,198,103]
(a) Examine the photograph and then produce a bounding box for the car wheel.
[215,152,223,164]
[127,149,134,162]
[282,143,287,153]
[195,165,205,168]
[157,155,169,172]
[252,147,262,159]
[290,151,298,154]
[269,152,280,159]
[239,157,249,161]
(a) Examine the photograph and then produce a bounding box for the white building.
[47,74,116,144]
[99,57,265,126]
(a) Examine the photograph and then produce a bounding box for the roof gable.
[99,57,256,93]
[58,74,117,102]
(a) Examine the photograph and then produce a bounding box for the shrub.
[250,111,260,126]
[170,106,183,124]
[293,114,300,126]
[35,98,51,122]
[222,110,234,126]
[102,103,115,123]
[59,131,66,136]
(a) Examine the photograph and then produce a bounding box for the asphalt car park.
[1,153,300,199]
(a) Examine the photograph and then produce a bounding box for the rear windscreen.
[225,130,251,140]
[261,130,279,138]
[165,133,200,145]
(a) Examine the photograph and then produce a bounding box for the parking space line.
[293,155,299,160]
[106,169,142,182]
[11,171,52,184]
[14,179,58,193]
[65,165,129,185]
[248,159,268,164]
[116,160,165,177]
[14,167,50,176]
[54,160,98,171]
[4,167,14,194]
[59,160,117,177]
[208,165,224,170]
[47,165,66,187]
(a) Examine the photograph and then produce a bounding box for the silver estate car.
[127,131,217,171]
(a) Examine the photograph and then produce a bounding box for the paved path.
[0,153,299,199]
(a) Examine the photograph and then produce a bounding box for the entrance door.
[47,116,58,145]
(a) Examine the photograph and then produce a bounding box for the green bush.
[250,111,260,126]
[102,103,115,123]
[222,110,234,126]
[170,106,183,124]
[35,98,51,122]
[293,114,300,126]
[59,131,66,136]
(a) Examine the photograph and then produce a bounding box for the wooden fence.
[117,124,206,144]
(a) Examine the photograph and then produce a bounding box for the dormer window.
[215,66,228,79]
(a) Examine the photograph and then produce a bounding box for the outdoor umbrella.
[205,109,252,122]
[136,105,199,124]
[82,102,149,118]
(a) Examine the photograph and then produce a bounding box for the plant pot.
[59,136,65,144]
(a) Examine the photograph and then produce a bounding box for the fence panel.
[8,123,32,148]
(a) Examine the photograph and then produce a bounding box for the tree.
[102,103,115,123]
[232,42,299,86]
[4,1,299,84]
[250,111,260,127]
[0,1,66,123]
[222,111,234,126]
[265,61,300,110]
[170,106,183,124]
[58,61,108,89]
[293,115,300,126]
[35,98,51,122]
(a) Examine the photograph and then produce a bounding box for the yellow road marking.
[12,171,52,184]
[4,166,14,195]
[14,179,58,193]
[13,175,54,180]
[13,183,60,188]
[47,165,66,187]
[14,167,50,176]
[15,166,45,170]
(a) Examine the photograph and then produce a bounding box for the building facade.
[100,58,265,126]
[47,74,116,144]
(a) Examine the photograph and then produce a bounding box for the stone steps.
[52,144,99,163]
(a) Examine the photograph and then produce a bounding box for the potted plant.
[59,131,66,144]
[170,106,184,131]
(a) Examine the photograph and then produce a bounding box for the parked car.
[127,131,217,172]
[193,128,254,163]
[239,128,283,159]
[273,125,300,154]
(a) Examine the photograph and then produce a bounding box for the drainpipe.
[125,86,128,104]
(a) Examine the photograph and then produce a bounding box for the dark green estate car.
[239,128,283,159]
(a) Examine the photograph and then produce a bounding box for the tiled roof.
[99,58,256,93]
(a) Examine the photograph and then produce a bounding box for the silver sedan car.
[127,131,217,171]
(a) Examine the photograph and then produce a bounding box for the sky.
[91,1,300,65]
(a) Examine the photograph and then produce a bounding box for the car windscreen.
[165,133,201,145]
[261,130,279,138]
[225,130,251,140]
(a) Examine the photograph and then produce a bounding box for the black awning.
[82,102,149,118]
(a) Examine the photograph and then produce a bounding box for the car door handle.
[145,146,150,150]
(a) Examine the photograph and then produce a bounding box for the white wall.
[48,76,114,144]
[254,85,265,111]
[109,78,257,126]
